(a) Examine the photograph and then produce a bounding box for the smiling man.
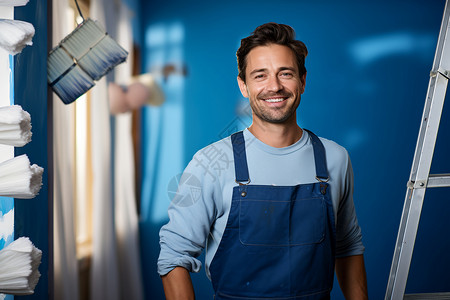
[158,23,368,300]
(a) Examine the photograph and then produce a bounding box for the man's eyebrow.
[279,67,296,72]
[249,68,267,75]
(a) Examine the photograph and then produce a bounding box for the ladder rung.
[428,174,450,188]
[405,292,450,299]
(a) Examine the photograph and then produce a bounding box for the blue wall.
[139,1,449,299]
[14,1,51,299]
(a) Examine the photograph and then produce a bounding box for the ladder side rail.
[431,0,450,74]
[386,1,450,299]
[410,75,442,182]
[411,0,450,179]
[412,74,448,187]
[385,65,449,300]
[385,188,426,300]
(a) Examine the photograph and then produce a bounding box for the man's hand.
[335,254,368,300]
[161,267,195,300]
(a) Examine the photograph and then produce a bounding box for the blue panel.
[9,55,13,105]
[0,197,14,249]
[139,1,448,299]
[2,24,15,300]
[14,1,50,299]
[0,197,14,300]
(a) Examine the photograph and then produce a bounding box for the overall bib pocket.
[239,196,326,246]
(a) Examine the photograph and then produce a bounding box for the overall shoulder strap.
[231,131,250,184]
[303,129,329,182]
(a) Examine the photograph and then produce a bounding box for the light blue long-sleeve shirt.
[158,129,365,279]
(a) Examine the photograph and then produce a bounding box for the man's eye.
[280,72,293,77]
[254,74,264,79]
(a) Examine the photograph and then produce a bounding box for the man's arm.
[335,254,368,300]
[158,147,224,298]
[161,267,195,300]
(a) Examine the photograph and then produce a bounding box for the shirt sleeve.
[335,154,365,257]
[157,150,221,276]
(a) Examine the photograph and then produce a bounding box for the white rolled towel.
[0,0,29,6]
[0,237,42,295]
[0,154,43,199]
[0,105,32,147]
[0,19,35,55]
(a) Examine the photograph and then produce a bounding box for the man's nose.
[267,75,283,92]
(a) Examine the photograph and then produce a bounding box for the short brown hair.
[236,23,308,82]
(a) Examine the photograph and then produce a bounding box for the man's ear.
[237,76,249,98]
[300,72,307,94]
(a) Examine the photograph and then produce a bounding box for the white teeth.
[264,98,285,103]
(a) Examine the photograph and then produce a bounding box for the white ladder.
[385,0,450,299]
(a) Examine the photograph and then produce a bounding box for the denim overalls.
[209,130,336,299]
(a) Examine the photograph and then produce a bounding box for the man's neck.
[248,120,303,148]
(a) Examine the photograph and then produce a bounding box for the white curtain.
[90,0,143,299]
[114,4,145,300]
[52,0,79,299]
[89,75,120,300]
[89,0,120,298]
[114,113,145,300]
[88,0,120,294]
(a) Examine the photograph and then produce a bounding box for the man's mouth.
[259,92,292,103]
[264,98,286,103]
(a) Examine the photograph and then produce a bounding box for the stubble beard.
[250,92,300,124]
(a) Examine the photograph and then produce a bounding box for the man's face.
[238,44,306,125]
